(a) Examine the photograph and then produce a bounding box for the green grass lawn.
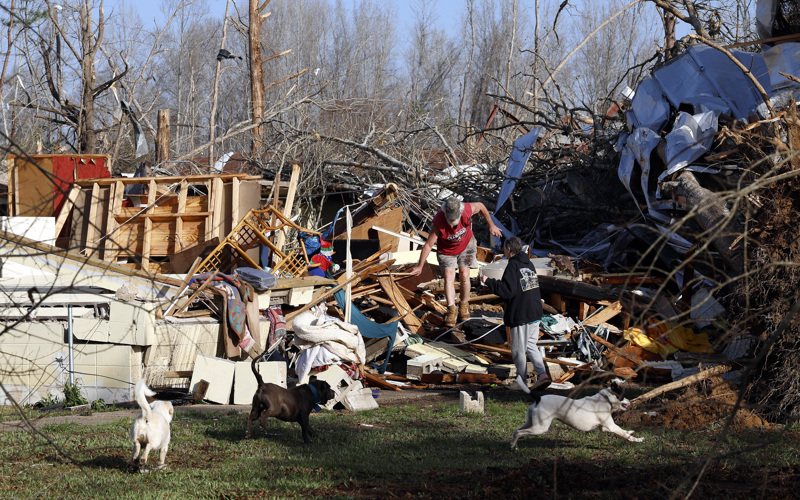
[0,393,797,499]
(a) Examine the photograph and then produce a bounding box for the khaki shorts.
[437,237,478,270]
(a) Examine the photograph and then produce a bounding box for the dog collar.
[308,384,322,411]
[600,391,616,409]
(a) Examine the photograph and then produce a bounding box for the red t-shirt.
[433,203,474,256]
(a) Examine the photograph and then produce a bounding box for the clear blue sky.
[118,0,462,38]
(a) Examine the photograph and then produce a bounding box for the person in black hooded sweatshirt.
[481,236,550,393]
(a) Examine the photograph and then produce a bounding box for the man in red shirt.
[410,197,502,327]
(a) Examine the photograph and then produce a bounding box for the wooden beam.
[631,364,733,406]
[156,109,170,164]
[378,276,423,333]
[54,185,81,238]
[74,173,261,186]
[141,179,157,270]
[364,372,402,391]
[589,333,646,367]
[583,301,623,326]
[84,183,101,259]
[104,181,124,261]
[285,273,362,322]
[175,180,188,253]
[419,373,501,384]
[274,162,301,255]
[211,177,224,240]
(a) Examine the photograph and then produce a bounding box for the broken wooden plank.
[285,273,362,322]
[589,333,646,366]
[419,373,501,384]
[163,257,204,316]
[274,162,301,255]
[54,185,81,238]
[378,275,424,334]
[364,372,402,391]
[171,271,220,316]
[553,361,594,383]
[141,179,157,270]
[164,371,193,378]
[84,183,102,259]
[583,301,623,327]
[631,364,733,406]
[103,181,125,261]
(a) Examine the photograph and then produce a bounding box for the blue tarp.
[334,290,398,374]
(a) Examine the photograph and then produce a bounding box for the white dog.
[510,381,643,449]
[130,379,174,470]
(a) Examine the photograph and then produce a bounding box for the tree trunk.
[249,0,269,155]
[157,109,170,165]
[210,0,232,166]
[79,0,103,153]
[663,9,675,59]
[661,170,744,275]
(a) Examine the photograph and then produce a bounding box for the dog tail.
[251,355,264,386]
[134,379,155,420]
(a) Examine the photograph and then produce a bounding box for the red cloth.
[432,202,474,255]
[313,362,365,382]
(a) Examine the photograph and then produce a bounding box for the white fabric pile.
[292,311,366,382]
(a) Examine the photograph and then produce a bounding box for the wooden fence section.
[63,173,261,274]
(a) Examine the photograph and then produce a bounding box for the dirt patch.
[618,377,771,430]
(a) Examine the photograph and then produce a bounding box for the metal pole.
[68,305,74,385]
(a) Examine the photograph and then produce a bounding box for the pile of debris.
[6,1,800,422]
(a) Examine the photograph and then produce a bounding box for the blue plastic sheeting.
[321,207,346,242]
[496,127,542,212]
[651,44,771,121]
[333,290,397,374]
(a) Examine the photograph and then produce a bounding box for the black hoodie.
[485,252,543,327]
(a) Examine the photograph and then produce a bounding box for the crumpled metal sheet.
[661,109,719,179]
[619,44,773,228]
[496,127,542,213]
[651,44,770,121]
[625,127,661,216]
[628,77,670,132]
[762,43,800,91]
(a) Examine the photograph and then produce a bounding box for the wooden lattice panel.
[194,207,320,276]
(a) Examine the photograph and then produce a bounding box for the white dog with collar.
[510,381,644,449]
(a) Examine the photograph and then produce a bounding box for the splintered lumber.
[336,244,393,285]
[171,271,220,316]
[377,275,424,334]
[589,333,647,367]
[582,301,623,327]
[631,364,733,406]
[395,284,448,314]
[54,185,81,237]
[420,373,501,384]
[470,343,512,357]
[364,372,402,391]
[554,361,594,383]
[285,273,362,322]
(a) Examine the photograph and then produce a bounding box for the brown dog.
[245,356,336,443]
